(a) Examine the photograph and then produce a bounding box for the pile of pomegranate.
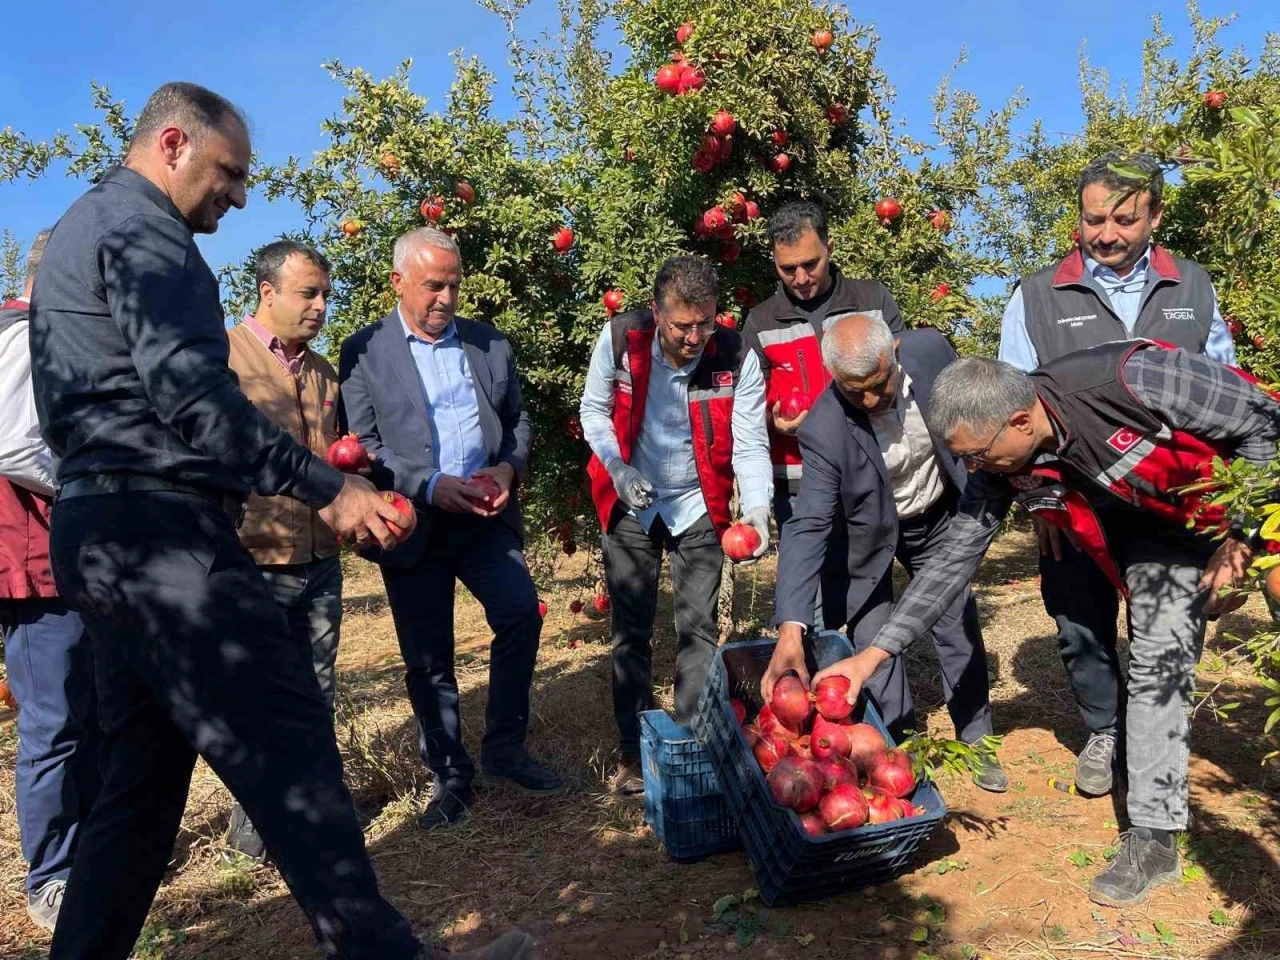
[732,675,922,836]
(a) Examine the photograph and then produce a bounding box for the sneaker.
[1075,731,1116,795]
[27,878,65,933]
[223,803,267,863]
[970,753,1009,793]
[1089,828,1180,907]
[419,783,474,830]
[481,753,565,794]
[610,754,644,796]
[423,929,534,959]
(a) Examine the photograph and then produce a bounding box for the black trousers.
[380,513,542,789]
[848,492,994,745]
[603,514,723,753]
[48,491,419,960]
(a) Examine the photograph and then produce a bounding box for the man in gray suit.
[761,314,1005,791]
[339,227,562,831]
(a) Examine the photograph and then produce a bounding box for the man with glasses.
[580,255,772,794]
[813,340,1278,907]
[758,314,1005,790]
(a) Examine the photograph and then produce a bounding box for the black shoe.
[1089,828,1180,907]
[223,804,267,863]
[419,784,474,830]
[970,753,1009,793]
[481,754,565,794]
[1075,731,1117,795]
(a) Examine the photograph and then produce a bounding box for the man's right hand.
[432,474,493,515]
[761,623,810,702]
[318,474,417,550]
[770,401,808,436]
[607,458,655,510]
[1033,516,1073,562]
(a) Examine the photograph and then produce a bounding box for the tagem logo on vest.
[1106,427,1143,453]
[1160,307,1196,322]
[1056,314,1098,326]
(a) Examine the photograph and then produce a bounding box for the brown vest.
[227,322,340,565]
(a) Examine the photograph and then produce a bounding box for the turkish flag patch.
[1107,427,1142,453]
[714,371,734,387]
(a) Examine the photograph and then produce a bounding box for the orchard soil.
[1,525,1278,959]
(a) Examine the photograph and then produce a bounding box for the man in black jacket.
[760,314,1005,790]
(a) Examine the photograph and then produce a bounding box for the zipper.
[797,347,812,395]
[700,398,714,449]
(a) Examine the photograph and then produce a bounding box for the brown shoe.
[423,929,534,960]
[610,754,644,795]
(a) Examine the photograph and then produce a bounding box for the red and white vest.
[586,310,745,536]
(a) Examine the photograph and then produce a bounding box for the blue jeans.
[1,598,101,893]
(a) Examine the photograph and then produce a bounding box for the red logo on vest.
[714,371,734,387]
[1107,427,1143,453]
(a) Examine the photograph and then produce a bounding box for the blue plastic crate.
[640,709,742,861]
[690,632,947,905]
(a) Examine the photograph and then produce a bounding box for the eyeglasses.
[666,317,716,339]
[960,421,1008,466]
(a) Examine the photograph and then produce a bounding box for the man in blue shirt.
[997,151,1236,797]
[580,255,772,793]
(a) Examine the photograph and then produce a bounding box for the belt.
[59,475,246,527]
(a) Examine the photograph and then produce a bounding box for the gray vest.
[1019,246,1215,364]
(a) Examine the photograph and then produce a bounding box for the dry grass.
[0,522,1278,959]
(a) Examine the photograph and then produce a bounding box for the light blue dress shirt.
[579,324,773,536]
[998,247,1237,371]
[398,309,489,503]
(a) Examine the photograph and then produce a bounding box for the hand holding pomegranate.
[724,506,770,565]
[810,648,893,715]
[1199,537,1254,617]
[770,399,810,436]
[431,474,497,516]
[606,457,655,510]
[467,462,515,516]
[761,622,810,702]
[319,474,417,550]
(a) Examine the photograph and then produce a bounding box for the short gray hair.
[927,357,1037,439]
[653,254,718,311]
[127,81,248,154]
[25,229,53,283]
[822,314,894,378]
[393,227,461,273]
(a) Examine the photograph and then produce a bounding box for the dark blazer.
[338,310,532,567]
[774,328,965,626]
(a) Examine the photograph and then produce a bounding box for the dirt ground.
[1,524,1278,960]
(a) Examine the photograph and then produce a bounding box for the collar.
[243,313,307,358]
[775,264,844,318]
[398,306,458,345]
[1084,246,1151,283]
[102,165,190,230]
[651,331,700,375]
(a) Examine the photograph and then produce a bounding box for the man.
[813,341,1278,907]
[222,239,345,861]
[580,254,772,794]
[759,314,1004,788]
[0,229,101,933]
[30,82,529,960]
[743,201,905,627]
[340,226,562,831]
[999,151,1238,795]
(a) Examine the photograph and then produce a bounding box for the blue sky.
[2,0,1274,282]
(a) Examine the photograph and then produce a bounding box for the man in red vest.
[580,255,773,793]
[0,230,101,933]
[814,341,1279,908]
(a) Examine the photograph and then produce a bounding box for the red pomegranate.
[927,209,951,231]
[811,29,834,53]
[381,491,414,541]
[1203,89,1227,109]
[867,748,917,798]
[770,676,812,731]
[592,593,611,614]
[778,388,812,420]
[753,731,791,774]
[845,723,887,771]
[655,65,682,94]
[710,110,736,137]
[866,790,901,824]
[537,600,548,618]
[454,180,475,204]
[468,473,502,511]
[810,714,852,760]
[716,240,741,265]
[602,289,625,315]
[715,312,737,330]
[552,227,575,253]
[676,65,706,94]
[730,698,747,725]
[893,798,918,819]
[569,599,584,614]
[769,152,792,173]
[813,676,853,720]
[797,811,827,837]
[675,22,695,45]
[826,102,848,125]
[701,207,728,232]
[791,734,813,760]
[420,196,445,222]
[744,200,761,221]
[720,523,762,562]
[819,783,868,831]
[755,703,782,737]
[767,756,823,812]
[875,196,903,226]
[814,755,859,792]
[771,129,790,148]
[326,434,370,473]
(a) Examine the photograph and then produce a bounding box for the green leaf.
[793,932,816,946]
[910,925,930,943]
[1068,850,1095,868]
[1154,920,1176,945]
[712,894,739,919]
[1228,106,1263,128]
[1210,909,1231,926]
[1182,864,1207,883]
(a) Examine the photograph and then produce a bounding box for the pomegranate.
[564,414,583,440]
[655,65,682,93]
[927,209,951,231]
[844,723,888,771]
[866,748,917,798]
[755,703,782,737]
[379,152,401,175]
[819,783,868,831]
[552,226,575,253]
[691,149,716,174]
[769,152,792,173]
[791,734,813,760]
[893,798,918,819]
[797,811,827,837]
[537,600,548,618]
[866,790,901,824]
[743,724,761,748]
[381,491,414,541]
[730,698,747,725]
[810,715,852,760]
[468,473,502,511]
[767,756,823,812]
[716,240,741,265]
[676,66,706,95]
[770,676,813,730]
[875,196,903,226]
[326,434,370,473]
[420,196,445,221]
[1254,334,1267,351]
[771,129,790,148]
[562,540,577,556]
[813,676,853,720]
[811,29,834,53]
[778,388,811,420]
[753,731,792,774]
[602,289,625,315]
[454,180,475,203]
[814,755,859,792]
[701,207,728,232]
[1226,316,1242,338]
[675,21,695,45]
[713,135,733,162]
[744,200,761,221]
[340,219,362,237]
[710,110,737,137]
[931,283,951,302]
[826,102,848,125]
[732,286,755,306]
[720,523,762,562]
[592,593,611,614]
[1203,89,1227,109]
[716,312,737,330]
[569,599,584,614]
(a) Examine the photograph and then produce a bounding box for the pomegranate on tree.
[716,240,741,265]
[454,180,475,203]
[602,289,625,315]
[769,152,793,173]
[701,207,728,232]
[811,29,834,53]
[721,522,762,562]
[826,102,848,125]
[767,756,823,812]
[771,129,790,148]
[744,200,761,221]
[655,65,682,94]
[931,283,951,302]
[710,110,736,137]
[676,65,706,94]
[874,197,903,226]
[715,312,737,330]
[551,226,575,253]
[675,21,695,45]
[1203,89,1227,109]
[592,593,611,614]
[420,196,445,222]
[326,434,370,473]
[927,209,951,231]
[340,219,362,237]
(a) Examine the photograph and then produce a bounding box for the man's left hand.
[810,648,892,708]
[1200,537,1254,617]
[471,462,515,516]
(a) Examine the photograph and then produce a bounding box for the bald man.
[761,315,1005,791]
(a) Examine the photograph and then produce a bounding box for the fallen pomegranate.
[778,388,812,420]
[770,675,813,730]
[875,196,903,226]
[720,522,762,563]
[537,600,548,618]
[562,539,577,556]
[797,810,827,837]
[0,678,15,711]
[810,714,852,760]
[767,756,823,812]
[326,434,370,473]
[867,747,917,798]
[468,473,502,511]
[569,599,584,614]
[865,790,901,824]
[814,755,859,792]
[819,782,868,831]
[753,731,792,774]
[592,593,611,614]
[813,675,853,720]
[845,723,888,771]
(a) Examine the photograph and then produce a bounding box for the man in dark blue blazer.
[761,314,1006,791]
[339,227,562,829]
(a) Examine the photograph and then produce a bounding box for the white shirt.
[868,369,945,520]
[0,299,56,495]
